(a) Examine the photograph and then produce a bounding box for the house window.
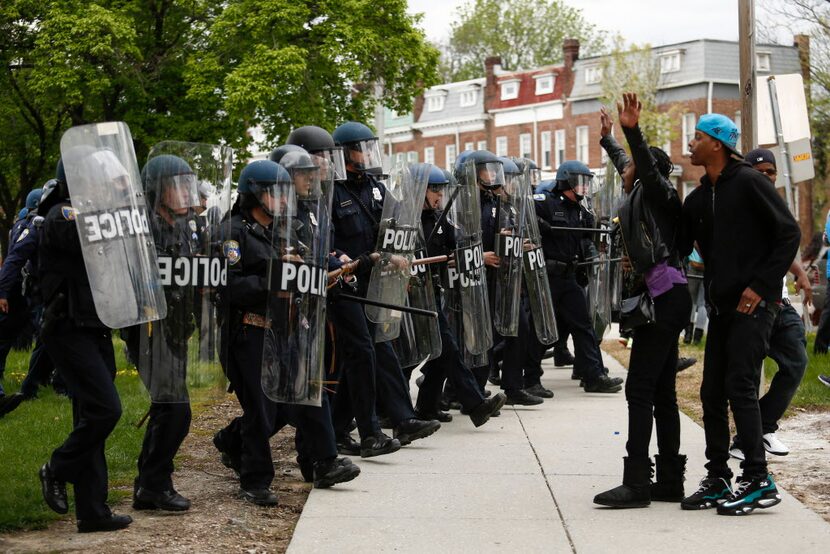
[464,142,474,152]
[395,152,405,165]
[407,151,418,164]
[584,66,603,85]
[460,89,478,107]
[757,52,771,73]
[478,140,487,151]
[519,133,532,159]
[500,80,520,100]
[541,131,552,169]
[446,144,457,170]
[576,126,589,164]
[425,92,446,112]
[682,113,697,155]
[734,111,742,134]
[535,74,554,95]
[660,52,682,74]
[424,146,435,165]
[496,136,508,157]
[554,129,565,169]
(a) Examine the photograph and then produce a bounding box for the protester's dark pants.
[328,299,380,440]
[813,291,830,354]
[548,274,604,381]
[20,338,56,397]
[137,402,192,491]
[44,324,121,520]
[702,304,778,479]
[625,285,691,458]
[417,307,483,414]
[221,324,277,490]
[761,303,807,434]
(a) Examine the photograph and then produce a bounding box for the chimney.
[413,93,425,122]
[484,56,502,114]
[563,39,580,70]
[794,34,811,100]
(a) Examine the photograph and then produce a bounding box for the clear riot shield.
[520,171,558,345]
[59,122,167,329]
[365,163,430,336]
[261,154,333,406]
[492,171,528,337]
[135,141,232,403]
[392,231,442,368]
[444,160,492,356]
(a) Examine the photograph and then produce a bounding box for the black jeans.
[44,324,121,520]
[761,303,807,434]
[702,303,778,479]
[625,285,691,458]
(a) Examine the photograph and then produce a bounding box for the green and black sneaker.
[716,474,781,516]
[680,477,732,510]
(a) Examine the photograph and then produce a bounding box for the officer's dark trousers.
[548,274,604,381]
[20,337,57,397]
[284,396,338,463]
[813,292,830,353]
[137,402,192,491]
[521,299,548,388]
[498,299,531,393]
[328,299,380,440]
[368,321,417,425]
[761,303,807,434]
[625,285,690,458]
[223,324,277,490]
[417,307,483,414]
[44,324,121,520]
[702,304,778,480]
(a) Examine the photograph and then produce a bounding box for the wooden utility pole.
[739,0,757,154]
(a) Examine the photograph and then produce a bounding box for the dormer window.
[584,66,603,84]
[659,50,683,74]
[460,88,478,107]
[425,90,447,112]
[757,52,771,72]
[500,79,520,100]
[534,73,555,95]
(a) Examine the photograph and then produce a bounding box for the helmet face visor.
[476,162,505,190]
[290,166,322,199]
[250,181,296,217]
[161,173,200,210]
[529,168,541,189]
[344,139,383,174]
[311,147,346,181]
[570,172,595,198]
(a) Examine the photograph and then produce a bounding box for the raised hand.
[616,92,642,129]
[600,106,614,137]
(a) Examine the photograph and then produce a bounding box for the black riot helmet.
[287,125,346,182]
[468,150,505,191]
[269,144,306,164]
[332,121,384,176]
[141,154,200,217]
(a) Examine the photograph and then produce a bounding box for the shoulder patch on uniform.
[61,206,77,221]
[533,194,546,201]
[223,240,241,265]
[16,228,29,242]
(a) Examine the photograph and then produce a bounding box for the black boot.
[651,454,686,502]
[683,323,694,344]
[593,456,652,508]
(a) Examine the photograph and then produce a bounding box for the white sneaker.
[763,433,789,456]
[729,443,745,461]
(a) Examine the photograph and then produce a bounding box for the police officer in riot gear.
[37,158,133,532]
[331,121,440,447]
[131,154,200,511]
[534,161,623,394]
[414,165,506,425]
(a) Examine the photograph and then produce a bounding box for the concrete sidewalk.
[288,351,830,553]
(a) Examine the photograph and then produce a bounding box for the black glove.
[537,217,554,237]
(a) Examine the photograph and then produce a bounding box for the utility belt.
[545,259,576,277]
[241,311,271,329]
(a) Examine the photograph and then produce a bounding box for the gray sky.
[407,0,797,48]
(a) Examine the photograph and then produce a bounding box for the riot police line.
[1,116,633,534]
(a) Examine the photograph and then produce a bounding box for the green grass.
[0,337,226,532]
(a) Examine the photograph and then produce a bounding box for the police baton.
[547,226,611,234]
[411,255,449,266]
[576,257,623,267]
[335,293,438,318]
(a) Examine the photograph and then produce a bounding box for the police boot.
[651,454,687,502]
[683,323,694,344]
[593,457,652,508]
[313,457,360,489]
[553,346,575,367]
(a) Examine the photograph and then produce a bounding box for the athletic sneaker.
[680,477,732,510]
[728,439,745,461]
[763,433,789,456]
[819,374,830,388]
[716,474,781,515]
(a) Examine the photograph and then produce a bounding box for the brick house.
[382,36,813,240]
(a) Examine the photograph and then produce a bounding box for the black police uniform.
[329,173,418,428]
[415,209,485,415]
[479,190,532,394]
[38,200,123,522]
[134,211,198,497]
[534,190,607,384]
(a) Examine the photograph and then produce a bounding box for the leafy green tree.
[186,0,440,150]
[599,39,680,151]
[443,0,606,81]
